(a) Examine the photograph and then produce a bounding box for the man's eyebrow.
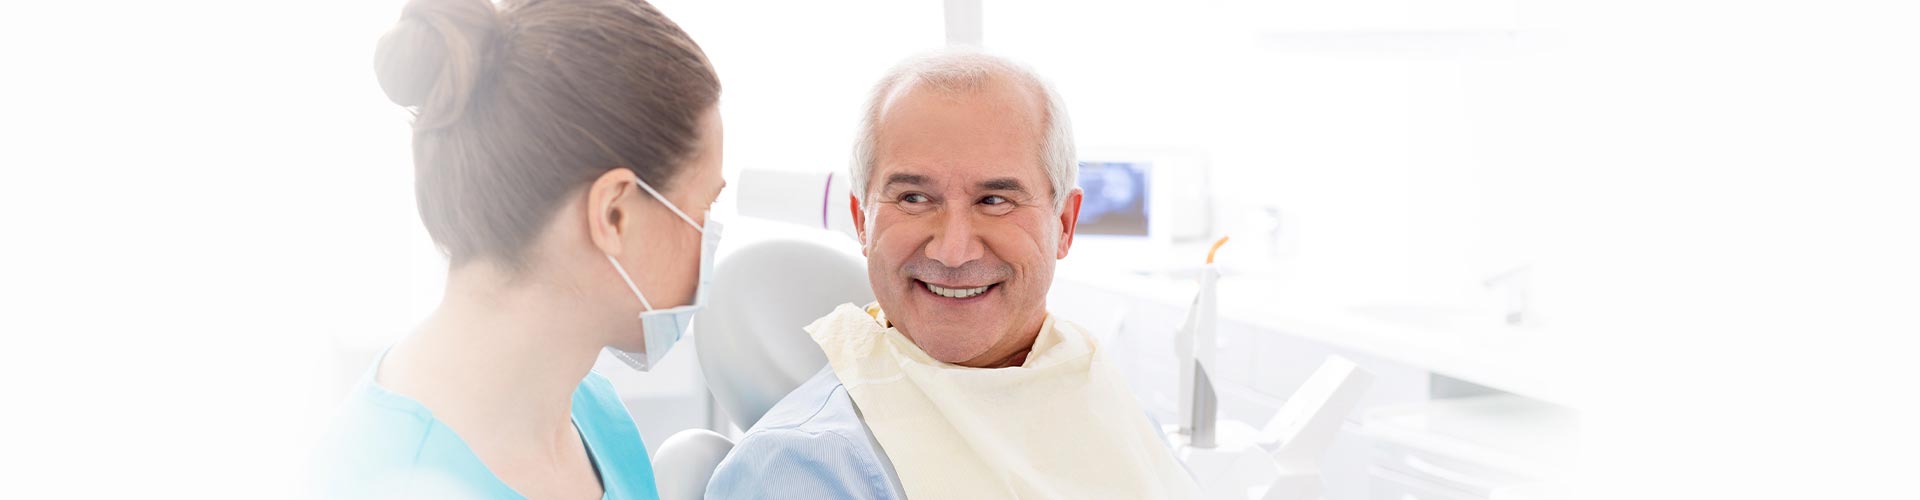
[978,177,1028,193]
[884,173,931,188]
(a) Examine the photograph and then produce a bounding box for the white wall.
[982,1,1549,308]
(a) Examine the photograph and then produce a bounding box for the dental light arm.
[736,168,857,239]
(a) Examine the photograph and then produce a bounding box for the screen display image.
[1076,161,1151,236]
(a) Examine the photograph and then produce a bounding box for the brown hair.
[375,0,719,268]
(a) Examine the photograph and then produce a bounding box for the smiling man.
[705,50,1199,500]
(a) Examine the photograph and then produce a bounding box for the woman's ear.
[586,168,641,257]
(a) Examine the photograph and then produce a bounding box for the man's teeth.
[926,282,991,299]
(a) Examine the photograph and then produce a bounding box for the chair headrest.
[693,234,871,431]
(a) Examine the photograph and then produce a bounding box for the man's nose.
[924,208,985,268]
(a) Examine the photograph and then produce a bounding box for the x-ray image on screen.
[1076,161,1150,236]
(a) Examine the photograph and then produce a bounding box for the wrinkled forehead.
[871,76,1048,190]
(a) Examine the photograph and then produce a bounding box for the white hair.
[849,49,1077,215]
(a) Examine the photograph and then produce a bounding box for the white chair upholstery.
[650,232,872,499]
[650,429,734,500]
[694,233,872,431]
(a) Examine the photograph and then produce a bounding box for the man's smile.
[916,279,1000,301]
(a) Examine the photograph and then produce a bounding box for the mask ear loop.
[602,179,658,311]
[606,255,655,311]
[560,121,702,230]
[632,177,704,231]
[604,175,704,313]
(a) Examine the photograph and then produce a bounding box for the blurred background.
[2,0,1917,498]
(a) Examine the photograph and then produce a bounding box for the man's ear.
[586,168,641,257]
[1056,187,1083,259]
[850,193,869,256]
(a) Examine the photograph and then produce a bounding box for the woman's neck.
[380,263,608,444]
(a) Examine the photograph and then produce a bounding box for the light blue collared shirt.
[705,366,907,500]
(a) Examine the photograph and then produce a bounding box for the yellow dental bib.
[806,303,1201,500]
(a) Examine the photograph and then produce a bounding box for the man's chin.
[895,322,996,363]
[920,340,994,365]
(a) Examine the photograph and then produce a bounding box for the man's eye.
[901,193,931,203]
[979,195,1016,215]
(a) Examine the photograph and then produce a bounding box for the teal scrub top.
[313,360,661,500]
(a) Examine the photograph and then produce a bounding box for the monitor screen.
[1076,161,1151,236]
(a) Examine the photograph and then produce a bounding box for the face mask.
[604,177,723,372]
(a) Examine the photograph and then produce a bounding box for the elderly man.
[705,51,1198,500]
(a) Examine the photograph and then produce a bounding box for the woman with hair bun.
[315,0,723,498]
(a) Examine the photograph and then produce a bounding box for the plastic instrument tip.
[1207,236,1230,264]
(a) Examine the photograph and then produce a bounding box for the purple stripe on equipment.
[821,173,833,229]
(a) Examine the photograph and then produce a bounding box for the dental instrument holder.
[1257,356,1373,499]
[1158,245,1376,500]
[1168,356,1373,500]
[1176,237,1229,448]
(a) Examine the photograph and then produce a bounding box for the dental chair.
[650,230,873,500]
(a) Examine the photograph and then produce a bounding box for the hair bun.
[374,0,501,129]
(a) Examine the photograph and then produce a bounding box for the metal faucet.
[1482,264,1532,326]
